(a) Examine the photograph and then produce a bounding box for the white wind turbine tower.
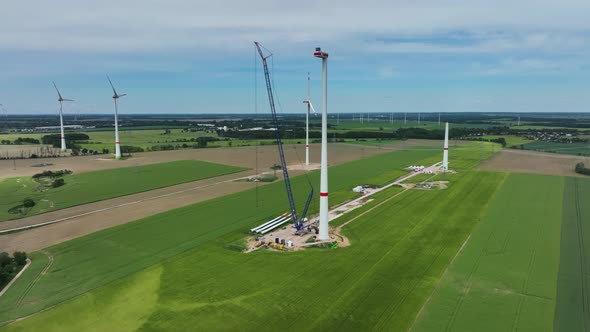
[314,46,330,241]
[443,122,449,173]
[302,72,317,166]
[52,82,73,151]
[107,75,126,159]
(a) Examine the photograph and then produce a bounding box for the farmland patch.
[412,173,564,332]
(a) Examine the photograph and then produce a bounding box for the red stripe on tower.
[444,148,448,150]
[320,192,328,197]
[115,141,120,144]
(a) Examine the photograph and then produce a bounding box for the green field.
[0,146,447,326]
[519,140,590,156]
[0,160,247,222]
[412,173,564,331]
[0,129,218,152]
[0,128,391,152]
[13,139,589,332]
[0,143,503,330]
[554,177,590,331]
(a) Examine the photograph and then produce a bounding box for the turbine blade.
[118,94,127,97]
[63,99,74,102]
[52,81,63,100]
[308,101,318,115]
[107,75,118,96]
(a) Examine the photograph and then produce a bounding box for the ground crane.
[254,41,314,232]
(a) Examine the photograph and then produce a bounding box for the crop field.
[521,140,590,156]
[0,143,502,330]
[0,146,444,325]
[0,129,218,152]
[2,128,406,152]
[554,177,590,331]
[0,160,247,222]
[412,173,565,331]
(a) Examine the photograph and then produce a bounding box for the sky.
[0,0,589,115]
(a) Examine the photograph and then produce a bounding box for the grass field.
[0,120,496,153]
[0,160,247,222]
[0,144,503,330]
[520,140,590,156]
[1,128,391,152]
[554,176,590,331]
[412,173,564,332]
[0,146,446,325]
[0,129,217,152]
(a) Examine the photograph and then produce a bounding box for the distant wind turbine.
[52,82,74,151]
[107,75,126,159]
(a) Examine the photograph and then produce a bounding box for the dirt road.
[0,141,438,252]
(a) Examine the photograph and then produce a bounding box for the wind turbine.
[52,82,73,151]
[107,75,126,159]
[302,72,317,166]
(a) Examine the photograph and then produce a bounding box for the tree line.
[0,252,28,290]
[575,163,590,176]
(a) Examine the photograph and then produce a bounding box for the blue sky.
[0,0,589,114]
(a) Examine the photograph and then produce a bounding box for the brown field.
[479,148,589,177]
[0,141,419,179]
[0,140,439,252]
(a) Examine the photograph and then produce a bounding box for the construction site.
[2,13,584,330]
[244,46,454,252]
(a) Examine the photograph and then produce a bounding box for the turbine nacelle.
[107,75,126,99]
[52,81,74,103]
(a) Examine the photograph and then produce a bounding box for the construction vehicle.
[254,42,314,233]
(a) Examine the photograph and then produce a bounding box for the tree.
[51,179,65,188]
[0,252,11,268]
[13,252,27,266]
[196,137,208,148]
[23,198,35,208]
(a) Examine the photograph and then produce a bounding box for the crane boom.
[254,42,299,224]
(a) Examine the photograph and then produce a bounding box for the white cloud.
[1,0,590,54]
